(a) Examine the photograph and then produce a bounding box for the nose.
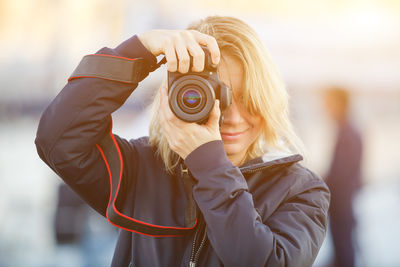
[222,98,242,125]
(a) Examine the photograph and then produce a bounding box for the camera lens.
[169,75,215,123]
[182,89,202,109]
[177,86,205,114]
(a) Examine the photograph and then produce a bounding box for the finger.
[158,88,175,136]
[158,87,167,122]
[159,87,170,116]
[191,31,220,65]
[174,35,191,73]
[160,87,184,126]
[187,44,205,72]
[183,32,205,72]
[206,99,221,128]
[164,41,177,72]
[159,88,181,140]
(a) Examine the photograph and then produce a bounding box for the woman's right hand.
[138,30,220,73]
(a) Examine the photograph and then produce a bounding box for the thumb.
[206,99,221,129]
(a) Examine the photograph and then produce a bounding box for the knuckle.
[159,113,168,123]
[159,120,166,128]
[206,35,215,42]
[175,136,184,145]
[164,38,173,47]
[211,36,218,44]
[208,37,219,49]
[166,111,176,122]
[169,141,176,151]
[165,113,173,121]
[172,32,182,42]
[170,139,181,151]
[188,29,199,35]
[160,122,168,131]
[182,30,192,38]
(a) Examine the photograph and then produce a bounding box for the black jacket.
[35,35,330,267]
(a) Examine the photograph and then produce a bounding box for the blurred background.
[1,0,400,266]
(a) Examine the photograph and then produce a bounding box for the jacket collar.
[239,149,303,174]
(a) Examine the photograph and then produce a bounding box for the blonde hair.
[149,15,304,173]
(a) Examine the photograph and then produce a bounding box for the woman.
[36,16,330,267]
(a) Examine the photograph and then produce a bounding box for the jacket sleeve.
[35,35,157,216]
[184,140,330,267]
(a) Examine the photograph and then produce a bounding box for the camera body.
[168,48,231,123]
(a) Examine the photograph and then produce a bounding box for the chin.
[223,142,243,156]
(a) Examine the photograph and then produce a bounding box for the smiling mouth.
[220,130,247,141]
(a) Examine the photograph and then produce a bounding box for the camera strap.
[96,120,197,237]
[69,54,166,84]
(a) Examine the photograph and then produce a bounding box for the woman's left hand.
[159,87,222,159]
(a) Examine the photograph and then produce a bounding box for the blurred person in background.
[55,183,89,245]
[35,16,330,266]
[323,87,363,267]
[54,183,117,267]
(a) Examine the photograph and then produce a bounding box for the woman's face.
[218,54,263,166]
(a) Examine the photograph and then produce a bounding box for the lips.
[220,130,247,141]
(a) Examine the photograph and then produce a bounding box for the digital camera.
[168,47,232,123]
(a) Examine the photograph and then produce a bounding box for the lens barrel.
[169,75,215,123]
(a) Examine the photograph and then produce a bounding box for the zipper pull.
[181,165,189,175]
[189,261,196,267]
[181,163,197,228]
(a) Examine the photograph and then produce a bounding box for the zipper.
[181,163,197,228]
[189,221,207,267]
[239,154,303,174]
[240,164,273,174]
[185,161,294,266]
[189,225,200,266]
[241,161,297,174]
[193,226,207,266]
[180,162,207,267]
